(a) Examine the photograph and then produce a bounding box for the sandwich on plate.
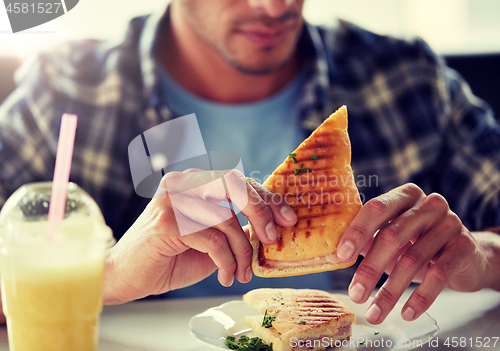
[251,105,362,277]
[243,288,355,351]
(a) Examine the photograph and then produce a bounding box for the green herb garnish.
[299,168,311,173]
[298,320,307,324]
[311,155,318,160]
[299,163,303,168]
[281,302,285,305]
[294,169,299,175]
[292,157,297,163]
[359,341,365,346]
[288,153,296,157]
[225,335,273,350]
[262,309,276,328]
[374,331,380,335]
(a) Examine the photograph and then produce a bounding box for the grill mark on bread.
[296,311,340,315]
[298,308,346,312]
[286,191,346,206]
[298,320,330,325]
[276,236,284,251]
[258,243,265,266]
[298,311,345,316]
[288,188,342,197]
[299,304,343,309]
[289,186,342,193]
[304,314,343,319]
[295,298,349,312]
[294,213,337,220]
[280,170,350,179]
[297,211,341,219]
[298,307,346,311]
[299,141,339,150]
[288,200,344,208]
[297,297,335,301]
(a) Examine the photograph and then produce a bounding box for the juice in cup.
[0,182,114,351]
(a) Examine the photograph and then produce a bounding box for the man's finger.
[363,221,453,324]
[401,217,469,321]
[165,169,285,244]
[246,177,298,227]
[181,227,238,287]
[349,192,449,305]
[170,194,252,284]
[401,248,460,322]
[222,170,280,245]
[163,170,227,198]
[338,183,425,263]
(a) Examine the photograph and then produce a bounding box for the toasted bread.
[243,288,355,351]
[251,106,362,277]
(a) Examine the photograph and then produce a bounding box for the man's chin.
[225,53,296,76]
[231,62,289,75]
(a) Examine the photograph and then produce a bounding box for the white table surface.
[0,288,498,351]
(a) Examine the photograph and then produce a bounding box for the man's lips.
[236,26,293,47]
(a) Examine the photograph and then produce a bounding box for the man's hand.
[102,169,297,304]
[337,183,500,324]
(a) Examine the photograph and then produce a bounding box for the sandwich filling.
[258,243,342,268]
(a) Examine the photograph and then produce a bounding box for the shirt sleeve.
[0,54,61,207]
[431,55,500,230]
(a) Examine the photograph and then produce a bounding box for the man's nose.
[247,0,295,18]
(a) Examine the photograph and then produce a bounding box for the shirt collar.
[139,10,167,108]
[296,22,333,131]
[137,10,333,130]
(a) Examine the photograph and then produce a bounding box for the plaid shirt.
[1,11,499,239]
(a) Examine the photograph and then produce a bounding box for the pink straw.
[47,114,78,241]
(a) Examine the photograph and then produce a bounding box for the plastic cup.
[0,182,115,351]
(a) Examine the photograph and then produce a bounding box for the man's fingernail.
[265,222,278,241]
[349,282,365,302]
[337,241,355,261]
[280,205,297,222]
[222,275,234,287]
[402,307,416,321]
[365,304,382,323]
[245,266,253,281]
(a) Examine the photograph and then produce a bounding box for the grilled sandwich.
[243,288,355,351]
[251,106,362,277]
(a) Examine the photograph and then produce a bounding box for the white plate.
[189,294,439,351]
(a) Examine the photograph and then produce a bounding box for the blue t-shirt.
[159,67,306,184]
[158,67,342,297]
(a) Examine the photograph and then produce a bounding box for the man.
[0,0,499,325]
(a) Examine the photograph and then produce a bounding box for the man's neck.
[157,5,300,104]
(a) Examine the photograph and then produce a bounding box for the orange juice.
[2,258,104,351]
[0,217,111,351]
